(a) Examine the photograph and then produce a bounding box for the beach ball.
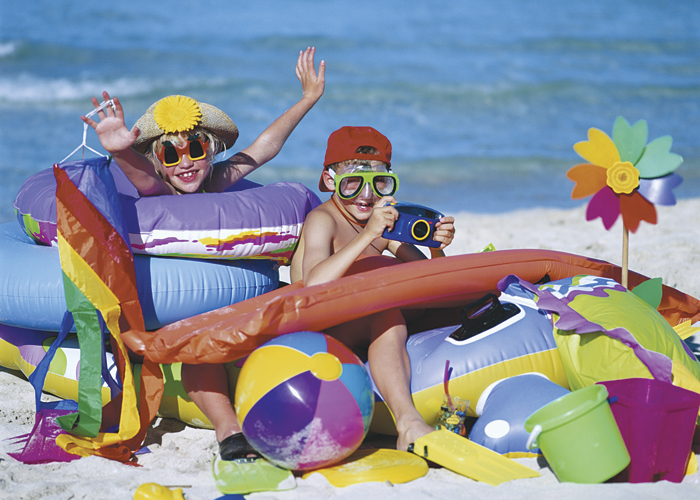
[234,331,374,470]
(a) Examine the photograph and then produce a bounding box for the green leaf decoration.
[634,135,683,178]
[612,117,647,165]
[630,277,663,309]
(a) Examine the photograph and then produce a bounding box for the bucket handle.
[525,424,542,450]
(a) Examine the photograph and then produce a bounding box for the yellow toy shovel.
[409,429,540,486]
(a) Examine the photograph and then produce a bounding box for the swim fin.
[408,429,540,486]
[212,455,296,494]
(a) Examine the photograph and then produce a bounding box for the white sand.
[2,199,700,499]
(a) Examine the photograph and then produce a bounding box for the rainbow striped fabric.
[53,157,162,461]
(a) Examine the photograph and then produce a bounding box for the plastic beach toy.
[599,378,700,483]
[133,483,184,500]
[235,331,374,470]
[409,429,540,485]
[524,384,630,483]
[301,449,429,487]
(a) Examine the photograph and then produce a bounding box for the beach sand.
[2,199,699,499]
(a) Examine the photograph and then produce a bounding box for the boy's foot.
[396,419,434,452]
[219,433,260,460]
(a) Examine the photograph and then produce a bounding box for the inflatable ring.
[0,222,278,331]
[117,253,700,441]
[366,278,569,435]
[0,322,244,428]
[369,275,700,445]
[122,253,700,364]
[13,160,321,264]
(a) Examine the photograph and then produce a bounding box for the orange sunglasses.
[156,134,210,167]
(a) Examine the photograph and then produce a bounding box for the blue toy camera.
[382,202,444,248]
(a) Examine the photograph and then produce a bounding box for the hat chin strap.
[215,142,228,162]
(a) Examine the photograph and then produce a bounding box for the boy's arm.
[82,93,174,196]
[302,203,399,287]
[301,210,372,287]
[388,240,428,262]
[211,48,325,191]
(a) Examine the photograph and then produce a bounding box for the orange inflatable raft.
[122,249,700,364]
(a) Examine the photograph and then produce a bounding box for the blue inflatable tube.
[364,278,570,439]
[469,373,569,456]
[0,222,278,331]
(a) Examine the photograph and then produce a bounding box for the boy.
[289,126,456,450]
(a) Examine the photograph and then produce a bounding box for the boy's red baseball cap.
[319,126,392,192]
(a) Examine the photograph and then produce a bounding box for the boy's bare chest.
[332,219,387,256]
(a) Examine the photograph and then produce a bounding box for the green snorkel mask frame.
[330,168,399,200]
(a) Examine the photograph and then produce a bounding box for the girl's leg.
[181,363,240,442]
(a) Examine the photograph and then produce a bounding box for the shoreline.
[448,198,700,299]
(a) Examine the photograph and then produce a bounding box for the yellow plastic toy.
[133,483,185,500]
[301,449,428,487]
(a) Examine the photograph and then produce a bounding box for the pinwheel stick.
[621,227,629,288]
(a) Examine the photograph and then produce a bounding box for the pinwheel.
[567,116,683,287]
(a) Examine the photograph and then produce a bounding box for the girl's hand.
[81,91,139,154]
[296,47,325,103]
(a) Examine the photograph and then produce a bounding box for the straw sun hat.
[132,95,239,154]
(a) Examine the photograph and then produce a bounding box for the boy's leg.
[367,309,434,451]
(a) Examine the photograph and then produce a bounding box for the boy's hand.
[363,197,399,240]
[296,47,325,103]
[433,216,455,250]
[82,91,139,154]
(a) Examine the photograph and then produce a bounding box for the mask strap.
[60,100,115,164]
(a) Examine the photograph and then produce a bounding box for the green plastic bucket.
[524,384,630,483]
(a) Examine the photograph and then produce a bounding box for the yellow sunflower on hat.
[132,95,239,155]
[153,95,202,133]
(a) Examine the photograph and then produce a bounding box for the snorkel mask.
[329,164,399,200]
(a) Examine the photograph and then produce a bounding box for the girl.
[83,47,325,196]
[83,47,325,461]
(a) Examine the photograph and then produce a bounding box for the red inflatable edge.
[121,249,700,364]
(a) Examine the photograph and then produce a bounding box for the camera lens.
[411,220,430,241]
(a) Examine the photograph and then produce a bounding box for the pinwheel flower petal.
[634,135,683,179]
[620,192,657,233]
[612,116,647,164]
[637,172,683,206]
[574,128,621,169]
[567,163,608,199]
[586,186,620,230]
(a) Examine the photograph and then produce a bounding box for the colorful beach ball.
[234,331,374,470]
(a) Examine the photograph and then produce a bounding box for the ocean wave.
[0,42,17,58]
[0,74,156,103]
[442,36,700,56]
[0,73,252,106]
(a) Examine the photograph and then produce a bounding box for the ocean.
[1,0,698,224]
